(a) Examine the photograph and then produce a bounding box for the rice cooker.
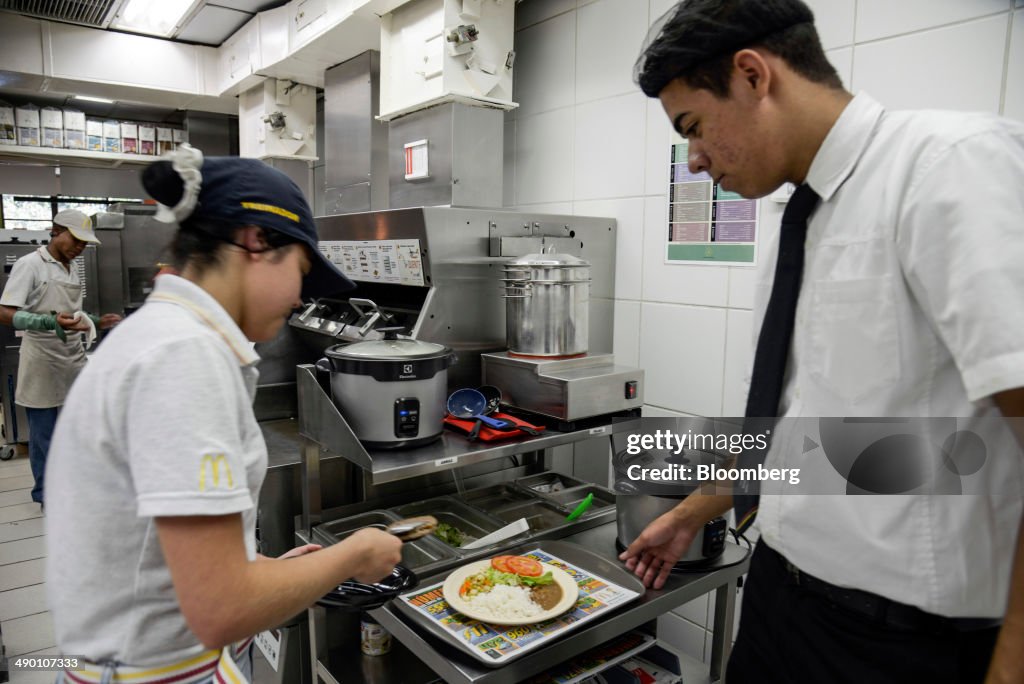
[321,329,456,449]
[613,447,727,567]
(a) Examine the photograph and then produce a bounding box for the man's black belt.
[764,543,1001,634]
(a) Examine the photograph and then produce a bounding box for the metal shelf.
[0,143,158,167]
[296,364,641,484]
[354,524,748,684]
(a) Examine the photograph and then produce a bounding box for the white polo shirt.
[756,93,1024,617]
[0,246,83,311]
[45,275,268,665]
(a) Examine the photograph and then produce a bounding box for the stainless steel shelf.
[296,364,640,484]
[363,523,749,684]
[0,143,157,167]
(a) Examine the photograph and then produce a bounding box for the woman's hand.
[278,543,322,560]
[341,528,402,584]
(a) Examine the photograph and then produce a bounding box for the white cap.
[53,209,100,244]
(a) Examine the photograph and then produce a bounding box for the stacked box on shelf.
[15,105,40,146]
[86,119,103,151]
[173,128,188,148]
[120,122,138,154]
[0,101,15,145]
[157,127,174,155]
[40,107,63,148]
[139,124,156,155]
[102,120,120,153]
[63,109,86,150]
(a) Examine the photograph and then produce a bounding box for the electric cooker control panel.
[394,398,421,438]
[703,517,728,557]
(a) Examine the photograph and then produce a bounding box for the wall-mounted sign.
[404,139,429,180]
[666,141,758,266]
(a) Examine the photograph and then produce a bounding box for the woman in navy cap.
[44,145,402,683]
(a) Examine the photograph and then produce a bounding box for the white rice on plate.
[463,584,542,621]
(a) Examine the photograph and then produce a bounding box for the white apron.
[15,264,87,409]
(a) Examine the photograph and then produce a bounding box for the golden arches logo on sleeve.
[198,453,235,491]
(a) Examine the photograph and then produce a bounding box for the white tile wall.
[576,0,651,103]
[513,201,574,214]
[513,12,576,118]
[804,0,856,49]
[825,47,853,90]
[639,302,726,416]
[613,300,641,367]
[727,267,756,310]
[515,107,574,204]
[672,593,709,626]
[649,0,678,22]
[574,197,645,300]
[1007,12,1024,122]
[722,309,754,415]
[852,15,1009,113]
[641,197,730,308]
[642,405,696,418]
[657,611,707,662]
[855,0,1010,42]
[645,97,672,196]
[573,93,647,200]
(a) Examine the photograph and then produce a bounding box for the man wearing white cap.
[0,209,121,507]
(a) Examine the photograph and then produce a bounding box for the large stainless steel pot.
[321,330,456,449]
[613,448,727,566]
[503,247,590,357]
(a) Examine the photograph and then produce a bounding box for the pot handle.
[613,480,639,495]
[315,358,332,374]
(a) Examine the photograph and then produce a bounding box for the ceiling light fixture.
[112,0,198,37]
[73,95,116,104]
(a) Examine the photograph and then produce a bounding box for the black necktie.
[734,184,820,534]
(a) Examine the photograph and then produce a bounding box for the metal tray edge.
[391,539,645,668]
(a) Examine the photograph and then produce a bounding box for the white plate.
[442,558,579,626]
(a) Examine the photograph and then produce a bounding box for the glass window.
[1,195,141,230]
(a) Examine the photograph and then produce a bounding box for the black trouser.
[727,541,1000,684]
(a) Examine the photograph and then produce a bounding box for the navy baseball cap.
[142,150,354,299]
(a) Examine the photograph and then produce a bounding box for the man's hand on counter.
[619,507,700,590]
[619,492,733,590]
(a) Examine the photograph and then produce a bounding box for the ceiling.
[0,0,288,47]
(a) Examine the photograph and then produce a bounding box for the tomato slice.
[506,556,543,577]
[491,555,514,573]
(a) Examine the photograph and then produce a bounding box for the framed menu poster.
[667,140,758,265]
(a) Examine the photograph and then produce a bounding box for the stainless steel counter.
[311,522,749,684]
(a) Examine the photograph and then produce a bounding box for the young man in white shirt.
[620,1,1024,682]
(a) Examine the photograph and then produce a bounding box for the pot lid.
[506,245,590,268]
[325,333,451,361]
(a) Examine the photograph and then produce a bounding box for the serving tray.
[393,539,645,667]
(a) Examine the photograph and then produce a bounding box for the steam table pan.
[391,496,522,555]
[312,510,458,575]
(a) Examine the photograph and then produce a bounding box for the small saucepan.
[447,388,512,430]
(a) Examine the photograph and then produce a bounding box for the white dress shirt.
[756,93,1024,617]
